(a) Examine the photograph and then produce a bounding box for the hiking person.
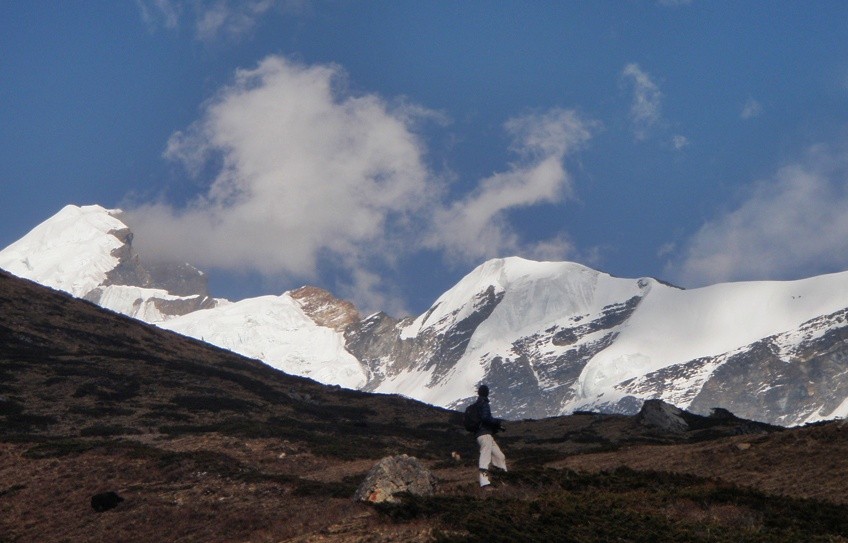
[470,384,507,489]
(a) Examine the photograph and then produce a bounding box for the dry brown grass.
[3,270,848,542]
[551,422,848,504]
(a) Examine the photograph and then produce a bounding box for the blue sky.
[2,1,848,315]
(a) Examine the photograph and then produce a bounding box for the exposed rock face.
[479,294,645,418]
[290,286,360,332]
[353,455,437,504]
[84,287,218,320]
[347,285,506,395]
[146,262,211,298]
[85,228,219,321]
[99,227,210,298]
[619,308,848,425]
[637,399,689,434]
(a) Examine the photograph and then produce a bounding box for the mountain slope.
[3,205,848,426]
[350,256,848,425]
[159,290,367,388]
[4,266,848,543]
[0,267,457,542]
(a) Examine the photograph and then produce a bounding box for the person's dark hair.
[478,384,489,397]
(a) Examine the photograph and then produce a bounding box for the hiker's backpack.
[463,400,481,432]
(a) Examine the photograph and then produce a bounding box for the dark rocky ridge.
[81,225,217,318]
[346,286,505,391]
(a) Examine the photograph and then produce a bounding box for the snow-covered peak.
[403,257,647,338]
[0,204,127,297]
[0,204,224,321]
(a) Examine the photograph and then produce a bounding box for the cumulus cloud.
[622,63,663,140]
[125,56,595,310]
[127,56,434,278]
[667,144,848,286]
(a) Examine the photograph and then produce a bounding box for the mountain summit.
[3,205,848,425]
[0,205,222,321]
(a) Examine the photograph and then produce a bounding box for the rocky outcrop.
[637,399,689,434]
[290,286,360,332]
[353,455,437,504]
[348,286,505,391]
[688,309,848,425]
[88,219,221,320]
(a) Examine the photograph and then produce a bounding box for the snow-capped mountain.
[349,257,848,426]
[0,205,223,321]
[3,205,848,426]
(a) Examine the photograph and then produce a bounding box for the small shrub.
[170,395,256,413]
[0,399,24,416]
[79,424,141,437]
[292,475,361,499]
[0,484,26,498]
[72,379,140,402]
[2,412,57,431]
[375,468,848,543]
[69,405,135,417]
[23,440,104,459]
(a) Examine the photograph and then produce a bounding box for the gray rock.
[637,399,689,434]
[354,455,436,504]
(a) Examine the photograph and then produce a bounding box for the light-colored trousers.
[476,434,507,486]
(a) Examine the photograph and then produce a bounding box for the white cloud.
[195,0,281,42]
[523,235,576,262]
[137,0,180,30]
[136,0,302,41]
[657,242,676,259]
[672,134,690,150]
[741,98,763,120]
[622,63,663,140]
[667,143,848,286]
[125,56,595,311]
[127,56,435,282]
[426,109,595,262]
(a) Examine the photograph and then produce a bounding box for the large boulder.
[354,455,437,504]
[637,399,689,434]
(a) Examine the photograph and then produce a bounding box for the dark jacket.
[474,396,502,438]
